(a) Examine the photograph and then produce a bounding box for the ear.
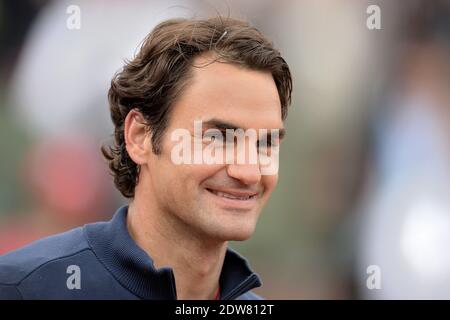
[124,109,151,165]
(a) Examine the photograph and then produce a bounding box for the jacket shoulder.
[0,226,89,285]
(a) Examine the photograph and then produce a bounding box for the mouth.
[205,187,260,210]
[206,188,258,200]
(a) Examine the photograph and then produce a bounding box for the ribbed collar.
[84,205,262,300]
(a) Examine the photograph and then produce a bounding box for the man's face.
[143,56,284,241]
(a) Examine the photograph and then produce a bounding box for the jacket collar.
[84,205,262,299]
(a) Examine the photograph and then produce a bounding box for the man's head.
[103,17,292,241]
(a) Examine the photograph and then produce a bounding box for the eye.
[225,135,236,144]
[203,129,224,144]
[256,140,270,148]
[219,130,235,145]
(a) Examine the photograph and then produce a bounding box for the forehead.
[169,55,283,131]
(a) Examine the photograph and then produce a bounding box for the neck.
[126,198,226,300]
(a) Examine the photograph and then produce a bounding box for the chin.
[228,233,254,241]
[213,223,257,242]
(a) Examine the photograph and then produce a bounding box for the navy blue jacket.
[0,206,262,299]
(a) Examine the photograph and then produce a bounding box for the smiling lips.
[205,187,260,211]
[206,188,259,200]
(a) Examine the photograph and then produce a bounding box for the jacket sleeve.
[0,284,23,299]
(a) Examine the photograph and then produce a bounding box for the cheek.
[164,161,225,193]
[262,174,278,196]
[190,164,226,188]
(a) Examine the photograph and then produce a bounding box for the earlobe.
[124,109,150,165]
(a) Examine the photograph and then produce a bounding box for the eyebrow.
[202,118,286,140]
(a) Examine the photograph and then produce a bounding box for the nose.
[225,134,263,185]
[226,163,262,185]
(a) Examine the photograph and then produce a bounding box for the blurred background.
[0,0,449,299]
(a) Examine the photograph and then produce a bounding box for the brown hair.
[102,16,293,198]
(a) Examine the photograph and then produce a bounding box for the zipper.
[220,274,260,300]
